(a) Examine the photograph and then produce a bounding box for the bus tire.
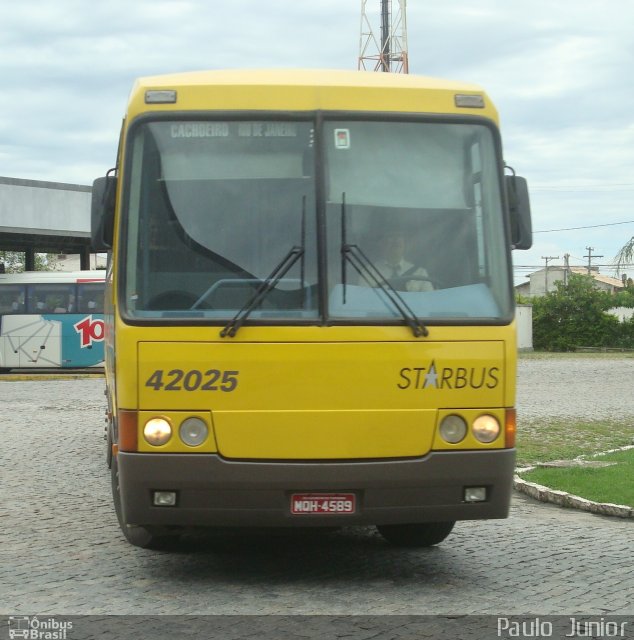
[377,521,455,548]
[105,421,113,469]
[111,454,178,549]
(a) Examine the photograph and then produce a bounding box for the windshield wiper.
[340,194,429,338]
[220,197,307,338]
[220,246,304,337]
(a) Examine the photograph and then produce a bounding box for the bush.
[616,316,634,348]
[531,274,630,351]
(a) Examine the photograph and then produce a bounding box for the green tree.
[613,286,634,309]
[0,251,55,273]
[615,236,634,275]
[532,274,623,351]
[616,316,634,348]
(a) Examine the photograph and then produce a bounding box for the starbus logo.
[73,315,105,348]
[397,359,500,391]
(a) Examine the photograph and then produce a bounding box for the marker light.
[179,417,208,447]
[472,415,501,443]
[143,418,172,446]
[439,415,468,444]
[145,89,177,104]
[505,409,517,448]
[454,94,485,108]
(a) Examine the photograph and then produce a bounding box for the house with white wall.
[515,266,625,298]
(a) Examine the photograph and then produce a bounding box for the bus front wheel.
[111,454,178,549]
[105,421,113,469]
[377,521,455,548]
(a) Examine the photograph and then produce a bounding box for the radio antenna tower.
[358,0,409,73]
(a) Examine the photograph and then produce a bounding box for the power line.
[531,183,634,192]
[513,263,634,271]
[534,220,634,234]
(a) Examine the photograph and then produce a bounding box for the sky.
[1,0,633,283]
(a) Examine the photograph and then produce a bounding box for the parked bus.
[92,69,532,548]
[0,270,105,372]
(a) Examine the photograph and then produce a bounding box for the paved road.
[516,355,634,422]
[0,357,633,621]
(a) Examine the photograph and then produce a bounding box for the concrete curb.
[513,475,633,518]
[514,446,634,518]
[0,372,104,382]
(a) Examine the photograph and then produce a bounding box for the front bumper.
[117,449,515,528]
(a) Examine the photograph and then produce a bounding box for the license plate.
[290,493,356,515]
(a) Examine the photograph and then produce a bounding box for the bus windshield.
[122,117,512,323]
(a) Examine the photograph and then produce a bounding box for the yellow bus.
[92,69,532,548]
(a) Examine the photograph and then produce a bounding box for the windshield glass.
[122,117,511,324]
[123,120,318,319]
[325,120,512,321]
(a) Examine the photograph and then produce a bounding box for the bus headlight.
[179,417,208,447]
[439,415,467,444]
[143,418,172,446]
[473,415,501,443]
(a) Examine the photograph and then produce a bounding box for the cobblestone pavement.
[1,357,633,619]
[516,355,634,422]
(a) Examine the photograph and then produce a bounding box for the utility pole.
[358,0,409,73]
[563,253,570,287]
[583,246,603,275]
[542,256,559,293]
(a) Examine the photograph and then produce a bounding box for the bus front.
[95,70,532,548]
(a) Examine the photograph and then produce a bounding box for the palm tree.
[615,236,634,275]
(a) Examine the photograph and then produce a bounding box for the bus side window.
[0,285,26,314]
[26,287,40,313]
[29,284,74,314]
[78,283,105,314]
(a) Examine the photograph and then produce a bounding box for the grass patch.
[520,449,634,507]
[516,418,634,466]
[514,352,634,506]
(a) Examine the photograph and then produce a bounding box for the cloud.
[1,0,633,278]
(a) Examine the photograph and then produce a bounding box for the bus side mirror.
[91,175,117,251]
[506,174,532,250]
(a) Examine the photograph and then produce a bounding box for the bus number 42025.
[145,369,239,392]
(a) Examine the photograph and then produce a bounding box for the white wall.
[0,177,91,235]
[607,307,634,322]
[516,304,533,351]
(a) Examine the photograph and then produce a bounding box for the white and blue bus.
[0,270,105,372]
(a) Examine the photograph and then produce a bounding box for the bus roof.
[127,68,498,123]
[0,270,105,284]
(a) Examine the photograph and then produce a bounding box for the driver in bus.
[372,228,433,292]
